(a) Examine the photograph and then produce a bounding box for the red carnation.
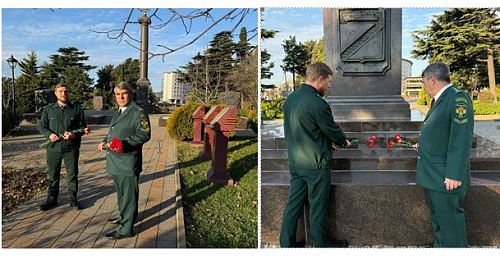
[351,134,378,148]
[109,138,123,153]
[387,134,414,149]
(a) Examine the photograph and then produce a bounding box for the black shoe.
[292,240,307,248]
[38,201,58,211]
[105,231,134,240]
[70,201,81,210]
[327,239,349,248]
[108,217,120,224]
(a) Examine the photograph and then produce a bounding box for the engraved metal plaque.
[336,8,391,75]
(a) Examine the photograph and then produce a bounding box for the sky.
[260,7,450,87]
[1,8,258,93]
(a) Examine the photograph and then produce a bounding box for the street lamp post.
[7,55,18,122]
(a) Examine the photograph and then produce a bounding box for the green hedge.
[167,103,204,141]
[261,98,285,120]
[473,101,500,115]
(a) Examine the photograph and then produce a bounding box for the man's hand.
[98,142,107,151]
[346,140,352,148]
[49,133,60,142]
[413,143,419,151]
[62,131,74,140]
[444,178,462,191]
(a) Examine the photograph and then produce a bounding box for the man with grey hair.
[98,82,151,240]
[416,62,474,247]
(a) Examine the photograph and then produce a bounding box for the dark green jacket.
[283,83,347,170]
[103,101,151,176]
[416,85,474,193]
[39,102,87,151]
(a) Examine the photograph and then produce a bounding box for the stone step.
[261,155,500,172]
[261,170,500,186]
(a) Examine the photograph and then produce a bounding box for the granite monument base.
[328,96,411,122]
[261,130,500,247]
[261,183,500,247]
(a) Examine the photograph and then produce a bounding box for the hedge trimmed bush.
[473,100,500,115]
[261,98,285,120]
[167,103,204,141]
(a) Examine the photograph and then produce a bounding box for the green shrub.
[167,103,204,141]
[2,108,16,136]
[478,91,495,103]
[261,98,285,120]
[417,89,431,106]
[473,101,500,115]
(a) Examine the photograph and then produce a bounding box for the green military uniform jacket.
[416,85,474,193]
[103,101,151,176]
[283,83,347,170]
[39,102,87,151]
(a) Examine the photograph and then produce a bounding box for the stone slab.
[261,184,500,247]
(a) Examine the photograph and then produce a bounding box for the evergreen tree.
[260,7,279,80]
[411,8,500,100]
[177,31,239,103]
[39,46,96,106]
[282,36,311,90]
[95,65,114,108]
[13,51,43,114]
[260,28,279,80]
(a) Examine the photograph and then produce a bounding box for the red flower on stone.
[387,134,414,150]
[109,138,123,153]
[351,134,378,148]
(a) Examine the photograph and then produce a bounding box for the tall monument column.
[323,8,410,121]
[136,9,151,105]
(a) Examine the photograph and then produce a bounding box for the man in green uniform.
[98,82,151,240]
[416,62,474,247]
[39,83,87,211]
[280,62,350,248]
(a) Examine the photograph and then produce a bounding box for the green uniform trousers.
[425,189,468,247]
[280,167,331,247]
[112,174,139,236]
[46,149,79,203]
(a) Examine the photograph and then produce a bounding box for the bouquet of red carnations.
[109,138,123,153]
[351,134,378,148]
[387,134,414,149]
[39,126,91,148]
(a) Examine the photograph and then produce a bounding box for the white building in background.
[162,72,191,105]
[401,58,413,95]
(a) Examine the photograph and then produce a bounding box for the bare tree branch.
[90,8,257,62]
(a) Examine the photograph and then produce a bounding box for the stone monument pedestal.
[199,106,222,161]
[260,122,500,246]
[191,105,206,146]
[328,96,410,121]
[323,8,410,121]
[205,105,237,185]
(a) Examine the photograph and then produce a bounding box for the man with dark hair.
[416,62,474,247]
[280,62,350,248]
[38,83,87,211]
[98,82,151,240]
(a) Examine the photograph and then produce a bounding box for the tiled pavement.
[1,114,185,248]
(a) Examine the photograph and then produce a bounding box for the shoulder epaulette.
[451,86,464,94]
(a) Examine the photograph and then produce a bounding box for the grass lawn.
[176,135,258,248]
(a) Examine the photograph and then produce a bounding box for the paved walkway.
[2,114,185,248]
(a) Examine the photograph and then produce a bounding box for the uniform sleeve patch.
[454,101,468,124]
[140,114,150,132]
